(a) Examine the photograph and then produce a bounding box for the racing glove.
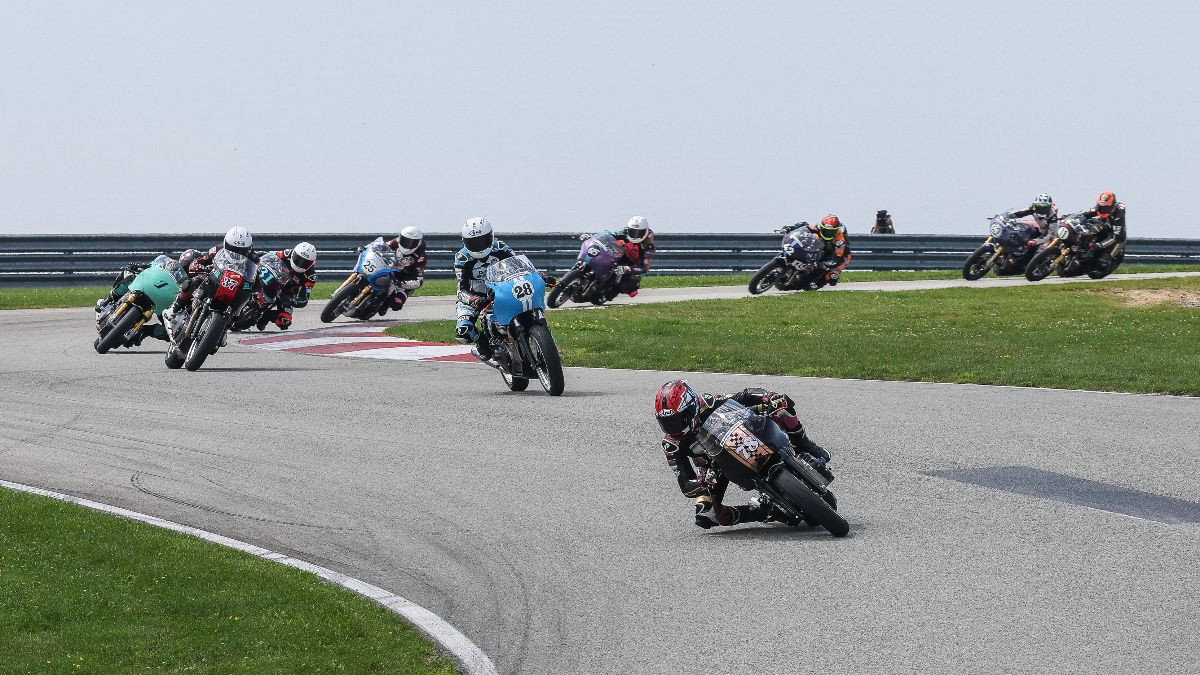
[694,496,720,529]
[274,311,292,329]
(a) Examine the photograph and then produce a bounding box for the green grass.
[0,487,456,674]
[386,276,1200,396]
[2,264,1195,310]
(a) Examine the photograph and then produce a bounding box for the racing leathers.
[1005,205,1059,239]
[365,237,426,315]
[662,388,832,529]
[255,249,318,330]
[604,229,657,300]
[1080,202,1127,269]
[454,241,516,357]
[782,222,852,287]
[165,244,261,337]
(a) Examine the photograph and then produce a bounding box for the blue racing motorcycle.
[479,255,565,396]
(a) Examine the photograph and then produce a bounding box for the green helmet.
[1032,193,1053,215]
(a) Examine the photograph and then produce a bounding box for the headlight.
[989,222,1003,237]
[1057,226,1070,240]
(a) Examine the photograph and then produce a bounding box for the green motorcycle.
[94,255,185,354]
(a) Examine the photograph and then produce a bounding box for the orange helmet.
[818,214,842,241]
[1095,192,1117,218]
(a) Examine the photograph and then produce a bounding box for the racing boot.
[455,318,478,345]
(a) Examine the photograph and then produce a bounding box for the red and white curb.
[239,325,479,364]
[0,479,498,675]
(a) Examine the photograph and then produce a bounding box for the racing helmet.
[818,214,842,241]
[1032,193,1054,215]
[288,241,317,272]
[396,226,424,255]
[1095,191,1117,218]
[626,216,649,243]
[224,226,253,257]
[462,217,494,259]
[655,380,707,436]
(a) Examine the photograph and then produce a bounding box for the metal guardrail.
[1,232,1197,286]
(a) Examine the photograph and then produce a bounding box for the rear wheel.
[770,468,848,537]
[547,269,583,308]
[1024,247,1057,282]
[1088,250,1124,279]
[961,247,995,280]
[184,311,225,371]
[321,282,358,323]
[527,324,565,396]
[95,302,143,354]
[502,370,529,391]
[749,260,783,295]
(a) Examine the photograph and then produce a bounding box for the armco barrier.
[0,232,1197,286]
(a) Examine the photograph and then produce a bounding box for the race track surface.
[3,279,1199,674]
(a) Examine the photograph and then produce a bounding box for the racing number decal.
[362,259,376,274]
[723,425,772,471]
[220,275,240,291]
[512,280,536,311]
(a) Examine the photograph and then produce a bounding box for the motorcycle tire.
[1087,251,1124,280]
[749,259,783,295]
[961,247,994,281]
[164,346,185,369]
[527,324,565,396]
[502,370,529,392]
[770,468,849,538]
[547,269,582,308]
[184,312,225,371]
[95,304,142,354]
[1024,247,1057,282]
[321,284,358,323]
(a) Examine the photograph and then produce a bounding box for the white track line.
[0,479,498,675]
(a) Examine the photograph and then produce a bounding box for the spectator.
[871,210,895,234]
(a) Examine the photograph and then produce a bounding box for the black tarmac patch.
[925,465,1200,525]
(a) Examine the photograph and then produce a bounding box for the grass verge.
[4,264,1194,310]
[386,276,1200,396]
[0,486,456,673]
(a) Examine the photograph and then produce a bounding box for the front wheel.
[164,346,185,369]
[1024,247,1058,282]
[749,259,783,295]
[321,281,359,323]
[547,269,583,308]
[770,468,848,537]
[961,247,995,281]
[526,324,564,396]
[184,311,225,371]
[95,303,143,354]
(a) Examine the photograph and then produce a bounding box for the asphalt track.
[2,275,1199,674]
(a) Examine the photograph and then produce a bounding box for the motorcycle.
[748,227,827,294]
[693,399,848,537]
[230,255,288,332]
[1024,214,1124,282]
[961,216,1044,280]
[547,232,623,307]
[321,237,397,322]
[94,255,185,354]
[478,255,565,396]
[165,249,257,371]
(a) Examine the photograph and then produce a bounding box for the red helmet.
[818,214,842,241]
[655,380,705,436]
[1095,192,1117,218]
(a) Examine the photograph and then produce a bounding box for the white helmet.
[224,226,253,256]
[288,241,317,272]
[625,216,649,243]
[396,226,424,255]
[462,217,494,259]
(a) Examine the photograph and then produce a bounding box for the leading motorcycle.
[321,238,397,322]
[693,399,848,537]
[961,215,1044,280]
[547,231,623,307]
[1025,214,1124,282]
[748,227,827,294]
[165,249,257,371]
[94,255,185,354]
[478,255,565,396]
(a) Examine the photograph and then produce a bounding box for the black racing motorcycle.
[1025,214,1124,282]
[165,249,257,371]
[962,216,1044,280]
[693,400,848,537]
[230,255,289,332]
[748,226,828,294]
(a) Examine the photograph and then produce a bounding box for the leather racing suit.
[604,229,657,300]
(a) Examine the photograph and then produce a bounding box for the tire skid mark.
[130,471,351,531]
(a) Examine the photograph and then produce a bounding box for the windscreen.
[486,254,539,283]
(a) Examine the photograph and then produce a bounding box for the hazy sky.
[2,1,1197,237]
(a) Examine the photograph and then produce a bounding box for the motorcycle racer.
[94,256,180,345]
[602,216,657,300]
[781,215,852,288]
[163,226,259,337]
[254,242,318,330]
[654,380,834,529]
[1004,193,1059,239]
[1079,191,1127,271]
[360,226,426,316]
